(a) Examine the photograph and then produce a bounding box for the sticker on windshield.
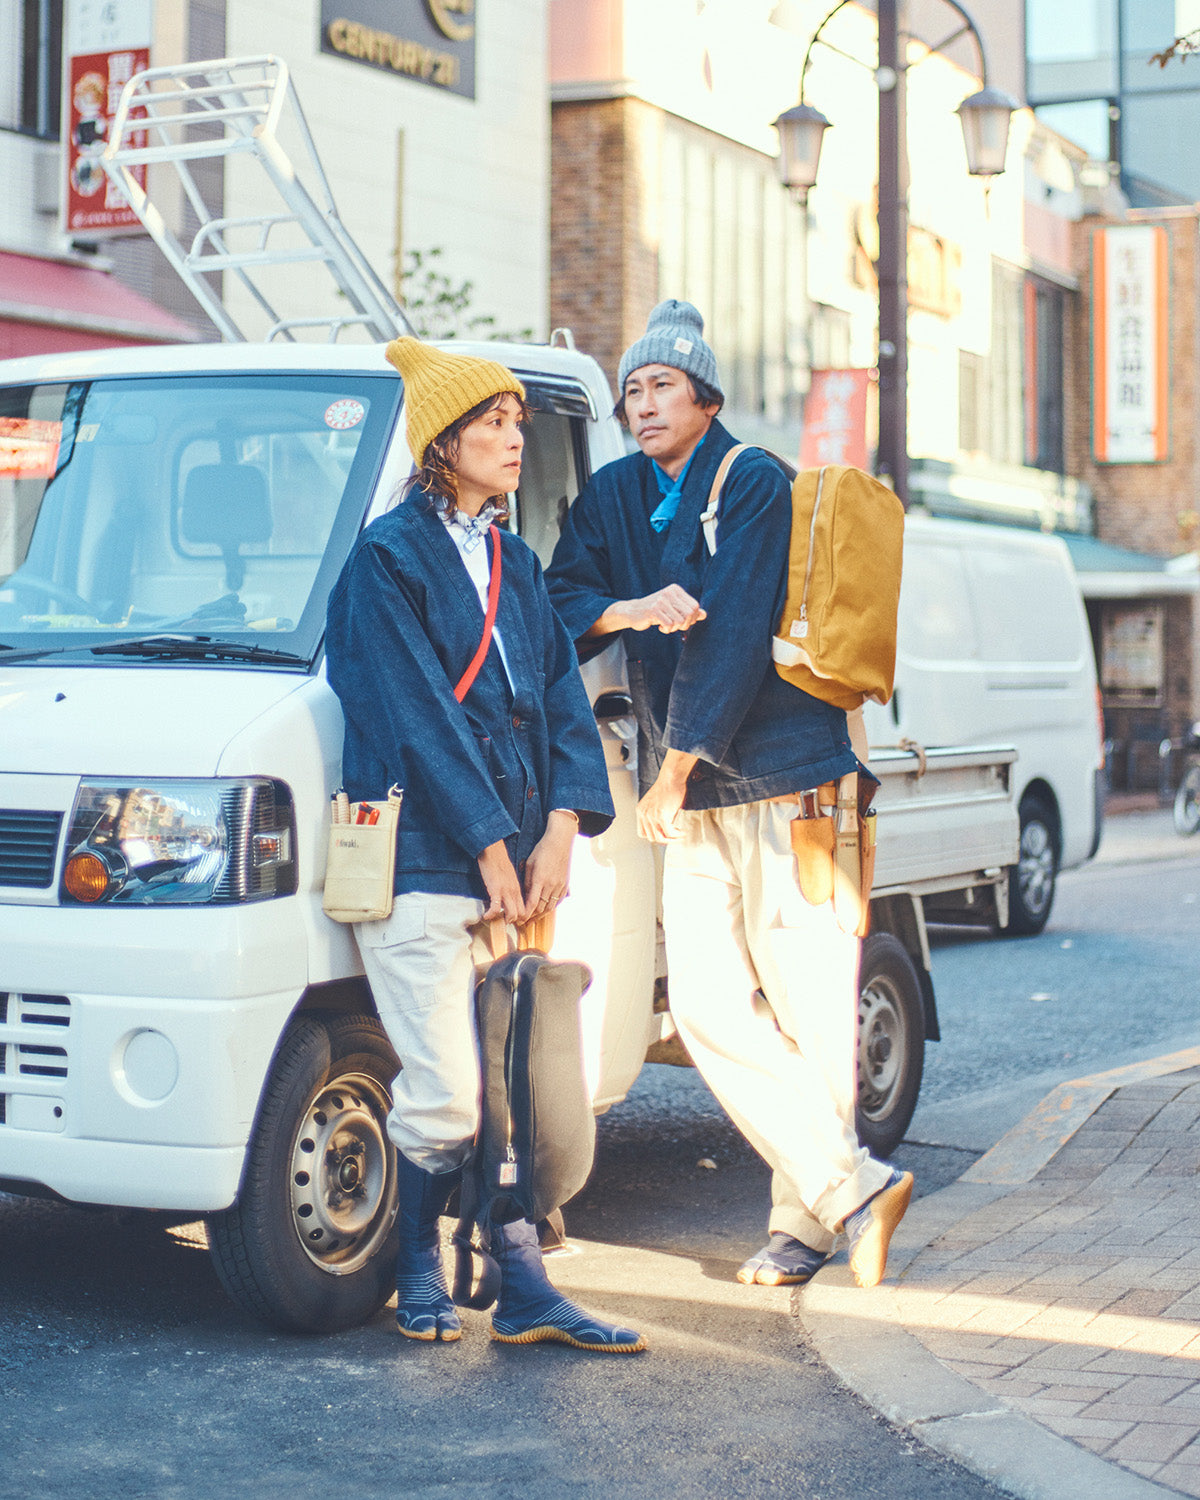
[0,417,62,479]
[324,399,366,431]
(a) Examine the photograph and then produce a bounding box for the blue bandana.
[648,453,694,533]
[441,499,502,552]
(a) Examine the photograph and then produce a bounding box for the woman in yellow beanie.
[325,338,644,1353]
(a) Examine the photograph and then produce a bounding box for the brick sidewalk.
[898,1066,1200,1495]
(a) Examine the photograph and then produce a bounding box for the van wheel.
[1005,795,1059,936]
[856,934,925,1159]
[207,1014,399,1334]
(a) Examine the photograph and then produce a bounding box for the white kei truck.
[0,58,1020,1333]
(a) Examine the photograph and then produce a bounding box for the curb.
[793,1050,1200,1500]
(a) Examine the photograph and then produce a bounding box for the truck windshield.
[0,373,398,664]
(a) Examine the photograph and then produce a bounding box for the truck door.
[509,375,656,1110]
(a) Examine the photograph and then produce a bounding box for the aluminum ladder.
[101,54,412,343]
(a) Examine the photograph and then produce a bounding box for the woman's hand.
[522,810,577,916]
[477,840,527,925]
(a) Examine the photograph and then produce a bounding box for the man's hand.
[636,751,698,843]
[522,809,577,917]
[477,840,526,925]
[588,585,706,638]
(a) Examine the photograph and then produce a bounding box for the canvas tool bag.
[700,450,904,712]
[321,785,405,923]
[452,916,596,1309]
[321,523,503,925]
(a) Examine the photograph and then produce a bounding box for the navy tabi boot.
[394,1153,462,1342]
[737,1232,831,1287]
[844,1168,914,1289]
[489,1218,646,1353]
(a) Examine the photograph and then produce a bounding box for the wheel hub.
[858,979,904,1118]
[289,1074,397,1273]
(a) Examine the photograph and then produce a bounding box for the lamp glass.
[957,88,1016,177]
[772,104,830,195]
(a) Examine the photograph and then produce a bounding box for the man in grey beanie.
[547,299,912,1294]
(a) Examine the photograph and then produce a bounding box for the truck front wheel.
[855,933,925,1159]
[207,1014,399,1334]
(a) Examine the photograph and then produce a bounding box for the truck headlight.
[61,778,297,905]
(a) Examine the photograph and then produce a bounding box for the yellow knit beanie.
[385,337,526,466]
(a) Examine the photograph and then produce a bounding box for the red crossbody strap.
[453,524,502,703]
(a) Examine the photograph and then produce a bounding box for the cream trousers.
[355,891,492,1173]
[662,799,891,1251]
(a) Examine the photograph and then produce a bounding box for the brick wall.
[550,95,661,398]
[1069,209,1200,560]
[1069,209,1200,762]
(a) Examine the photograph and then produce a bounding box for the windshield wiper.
[89,635,310,666]
[0,642,102,665]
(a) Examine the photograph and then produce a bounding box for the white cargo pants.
[355,891,492,1173]
[662,799,892,1251]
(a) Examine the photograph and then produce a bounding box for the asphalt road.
[2,814,1195,1500]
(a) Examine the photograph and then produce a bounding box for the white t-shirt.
[441,512,513,689]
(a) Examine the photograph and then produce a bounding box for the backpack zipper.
[499,954,532,1187]
[793,466,827,641]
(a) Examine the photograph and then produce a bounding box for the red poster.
[64,48,150,235]
[799,369,870,470]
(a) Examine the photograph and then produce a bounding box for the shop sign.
[62,0,152,237]
[800,369,870,470]
[1101,604,1163,703]
[1092,224,1169,464]
[321,0,476,99]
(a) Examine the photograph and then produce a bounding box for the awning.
[0,249,200,358]
[1059,532,1200,599]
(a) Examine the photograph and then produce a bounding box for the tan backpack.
[700,449,904,713]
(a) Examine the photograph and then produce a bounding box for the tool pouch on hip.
[789,773,877,937]
[322,786,403,923]
[790,814,836,907]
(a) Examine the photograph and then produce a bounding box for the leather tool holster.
[787,773,877,937]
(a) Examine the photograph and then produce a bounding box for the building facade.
[2,0,550,349]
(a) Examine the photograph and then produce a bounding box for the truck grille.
[0,809,63,888]
[0,993,71,1129]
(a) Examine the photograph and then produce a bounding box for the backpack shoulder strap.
[699,444,755,556]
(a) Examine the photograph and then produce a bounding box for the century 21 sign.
[321,0,476,99]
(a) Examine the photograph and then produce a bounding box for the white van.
[862,512,1105,934]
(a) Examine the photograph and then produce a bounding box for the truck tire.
[855,933,925,1159]
[207,1014,400,1334]
[1005,794,1059,936]
[1175,764,1200,835]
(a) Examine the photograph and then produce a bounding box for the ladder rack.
[101,55,412,344]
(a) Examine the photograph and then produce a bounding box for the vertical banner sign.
[63,0,153,237]
[799,370,870,470]
[1092,224,1169,464]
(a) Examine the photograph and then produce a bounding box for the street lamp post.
[772,0,1017,508]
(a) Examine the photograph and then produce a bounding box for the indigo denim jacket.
[546,420,858,808]
[326,496,614,899]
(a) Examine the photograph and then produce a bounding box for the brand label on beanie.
[674,337,694,355]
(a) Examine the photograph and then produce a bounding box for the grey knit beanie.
[617,299,723,397]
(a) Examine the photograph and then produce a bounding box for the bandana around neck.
[439,498,502,552]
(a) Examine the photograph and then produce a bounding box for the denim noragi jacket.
[326,495,614,900]
[546,419,858,808]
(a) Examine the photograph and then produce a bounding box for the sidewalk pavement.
[797,1048,1200,1500]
